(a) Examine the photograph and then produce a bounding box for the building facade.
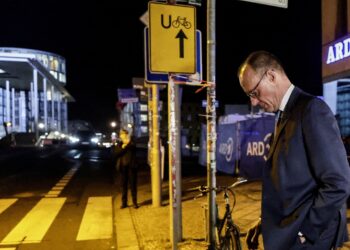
[0,47,74,139]
[322,0,350,136]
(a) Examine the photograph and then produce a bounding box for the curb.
[114,181,140,250]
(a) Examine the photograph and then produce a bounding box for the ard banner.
[239,116,274,179]
[199,123,238,174]
[216,123,238,174]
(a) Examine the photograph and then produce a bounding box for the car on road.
[69,130,100,148]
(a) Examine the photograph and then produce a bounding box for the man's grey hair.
[237,50,285,76]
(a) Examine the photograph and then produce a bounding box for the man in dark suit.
[238,51,350,249]
[115,129,138,209]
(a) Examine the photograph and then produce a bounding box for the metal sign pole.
[151,84,162,207]
[147,84,153,168]
[167,1,182,247]
[168,75,182,249]
[206,0,217,248]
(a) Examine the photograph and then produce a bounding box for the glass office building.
[0,47,74,139]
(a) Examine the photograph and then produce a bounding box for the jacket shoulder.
[291,89,326,114]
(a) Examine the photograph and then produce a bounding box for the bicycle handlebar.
[186,177,248,195]
[227,177,248,189]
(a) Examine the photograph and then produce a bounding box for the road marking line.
[58,180,69,184]
[44,165,79,198]
[46,191,61,196]
[76,196,112,241]
[0,199,17,215]
[0,198,66,244]
[44,195,57,198]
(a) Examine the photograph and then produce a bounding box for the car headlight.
[69,136,80,143]
[90,137,99,144]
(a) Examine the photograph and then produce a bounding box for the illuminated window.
[47,91,52,101]
[140,114,148,122]
[61,62,66,73]
[140,104,148,111]
[50,59,59,71]
[50,70,58,79]
[141,126,148,133]
[337,80,350,136]
[59,73,66,83]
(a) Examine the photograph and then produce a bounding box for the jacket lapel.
[267,87,301,160]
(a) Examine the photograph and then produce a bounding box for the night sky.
[0,0,321,132]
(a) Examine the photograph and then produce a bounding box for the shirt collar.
[279,84,294,112]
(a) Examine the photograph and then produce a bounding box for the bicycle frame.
[187,177,247,250]
[216,191,231,236]
[215,188,242,250]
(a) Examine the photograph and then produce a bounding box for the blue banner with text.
[239,117,274,179]
[217,123,237,174]
[199,116,274,179]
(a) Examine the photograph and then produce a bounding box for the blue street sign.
[144,27,202,84]
[117,88,139,103]
[202,100,219,108]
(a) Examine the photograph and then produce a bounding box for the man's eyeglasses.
[246,71,267,98]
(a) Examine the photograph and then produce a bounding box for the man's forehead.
[240,65,255,86]
[239,63,249,79]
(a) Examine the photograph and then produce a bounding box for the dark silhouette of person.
[115,129,138,209]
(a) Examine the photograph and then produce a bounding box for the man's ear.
[266,69,276,85]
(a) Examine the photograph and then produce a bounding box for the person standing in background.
[115,129,138,209]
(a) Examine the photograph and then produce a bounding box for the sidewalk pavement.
[114,163,350,250]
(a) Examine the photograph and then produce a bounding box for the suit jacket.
[262,87,350,249]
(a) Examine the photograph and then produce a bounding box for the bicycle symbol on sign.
[172,16,191,29]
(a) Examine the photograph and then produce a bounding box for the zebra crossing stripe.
[0,199,17,215]
[0,198,66,244]
[76,196,112,241]
[44,165,79,198]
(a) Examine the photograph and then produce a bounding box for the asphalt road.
[0,146,117,250]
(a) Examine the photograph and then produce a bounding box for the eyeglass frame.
[246,70,268,98]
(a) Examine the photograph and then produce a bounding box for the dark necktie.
[274,110,282,135]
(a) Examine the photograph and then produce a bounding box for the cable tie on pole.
[169,73,215,94]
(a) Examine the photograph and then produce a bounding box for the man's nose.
[250,97,259,106]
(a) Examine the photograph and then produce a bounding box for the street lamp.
[110,121,117,144]
[110,121,117,128]
[38,122,45,130]
[3,121,11,136]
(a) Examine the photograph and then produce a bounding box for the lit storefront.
[0,47,74,139]
[322,0,350,136]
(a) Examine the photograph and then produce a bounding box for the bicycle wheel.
[172,20,180,28]
[184,22,191,29]
[221,227,241,250]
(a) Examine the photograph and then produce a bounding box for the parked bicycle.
[187,177,248,250]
